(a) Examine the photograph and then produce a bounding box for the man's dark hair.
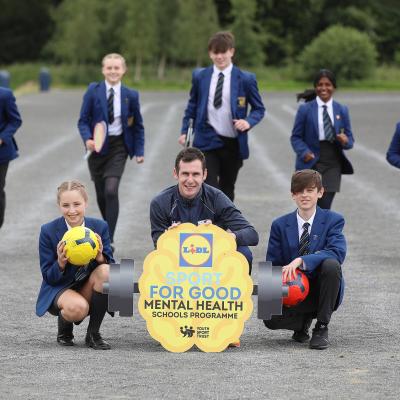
[291,169,323,193]
[313,69,337,89]
[175,147,206,172]
[208,31,235,53]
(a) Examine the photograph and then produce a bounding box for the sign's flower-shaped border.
[139,223,253,352]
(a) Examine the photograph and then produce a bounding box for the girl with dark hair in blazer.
[291,69,354,209]
[36,180,114,350]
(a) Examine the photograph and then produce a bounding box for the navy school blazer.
[181,65,265,160]
[36,217,114,317]
[77,81,145,158]
[290,99,354,173]
[0,88,22,164]
[266,207,346,309]
[386,122,400,168]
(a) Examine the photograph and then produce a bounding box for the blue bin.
[0,70,10,88]
[39,67,51,91]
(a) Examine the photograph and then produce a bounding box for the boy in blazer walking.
[78,53,145,248]
[265,170,346,350]
[179,32,265,202]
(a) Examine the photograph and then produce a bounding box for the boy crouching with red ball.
[264,170,346,350]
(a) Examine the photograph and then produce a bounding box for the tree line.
[1,0,400,80]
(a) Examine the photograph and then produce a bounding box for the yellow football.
[62,226,99,266]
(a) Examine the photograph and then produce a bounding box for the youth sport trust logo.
[179,233,213,267]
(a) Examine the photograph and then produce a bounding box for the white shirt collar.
[213,63,233,76]
[65,219,85,231]
[316,96,333,108]
[105,81,121,93]
[296,209,316,230]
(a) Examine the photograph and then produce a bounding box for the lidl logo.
[179,233,213,267]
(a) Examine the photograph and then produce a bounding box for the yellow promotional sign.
[138,223,253,352]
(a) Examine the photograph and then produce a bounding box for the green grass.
[2,62,400,92]
[340,65,400,90]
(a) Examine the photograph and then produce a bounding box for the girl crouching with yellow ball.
[36,180,114,349]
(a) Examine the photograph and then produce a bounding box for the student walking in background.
[179,31,265,202]
[0,87,22,229]
[78,53,145,250]
[290,69,354,209]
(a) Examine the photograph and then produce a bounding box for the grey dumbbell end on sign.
[102,259,288,321]
[103,259,136,317]
[257,261,288,320]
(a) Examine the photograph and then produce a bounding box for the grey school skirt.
[314,141,342,193]
[88,135,128,181]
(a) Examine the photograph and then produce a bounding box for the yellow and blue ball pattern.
[62,226,99,266]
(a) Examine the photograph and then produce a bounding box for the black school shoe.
[309,326,329,350]
[57,315,74,346]
[85,332,111,350]
[57,333,74,346]
[292,317,313,343]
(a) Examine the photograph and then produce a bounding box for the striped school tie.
[299,222,310,256]
[108,88,114,124]
[322,105,335,142]
[213,72,224,109]
[74,264,90,282]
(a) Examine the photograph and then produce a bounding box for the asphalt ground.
[0,90,399,399]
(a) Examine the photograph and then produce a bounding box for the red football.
[282,270,310,306]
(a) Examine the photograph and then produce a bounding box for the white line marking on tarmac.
[345,175,400,221]
[267,112,291,138]
[250,130,291,192]
[8,103,154,177]
[10,134,77,175]
[131,102,184,180]
[281,104,296,117]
